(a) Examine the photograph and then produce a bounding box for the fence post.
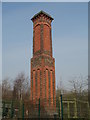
[87,102,90,119]
[22,102,24,120]
[60,94,63,120]
[38,98,40,118]
[59,97,60,118]
[10,101,14,118]
[67,101,70,118]
[74,98,77,118]
[2,101,5,118]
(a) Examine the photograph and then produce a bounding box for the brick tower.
[30,11,56,109]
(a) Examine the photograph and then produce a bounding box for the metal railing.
[1,98,90,119]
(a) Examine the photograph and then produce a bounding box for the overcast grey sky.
[2,2,88,90]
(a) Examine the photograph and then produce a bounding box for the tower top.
[31,10,54,22]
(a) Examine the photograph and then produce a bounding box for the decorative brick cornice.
[31,55,55,68]
[34,50,42,56]
[44,58,54,67]
[31,11,53,20]
[34,22,51,29]
[34,50,51,56]
[43,50,51,56]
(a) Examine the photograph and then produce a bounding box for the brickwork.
[30,11,56,109]
[43,24,51,51]
[34,25,41,52]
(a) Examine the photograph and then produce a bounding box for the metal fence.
[1,98,90,119]
[58,98,90,119]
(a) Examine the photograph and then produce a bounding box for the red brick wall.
[34,25,40,52]
[43,24,51,51]
[37,69,40,99]
[50,70,53,106]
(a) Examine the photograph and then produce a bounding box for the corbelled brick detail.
[30,11,56,109]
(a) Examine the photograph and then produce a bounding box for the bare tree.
[69,75,88,100]
[0,83,2,100]
[57,76,68,97]
[13,72,30,101]
[2,78,12,100]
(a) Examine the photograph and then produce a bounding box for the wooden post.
[59,97,60,118]
[60,94,63,120]
[2,101,5,118]
[67,101,70,118]
[10,101,14,118]
[74,98,77,118]
[19,100,22,118]
[22,102,24,120]
[87,101,90,119]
